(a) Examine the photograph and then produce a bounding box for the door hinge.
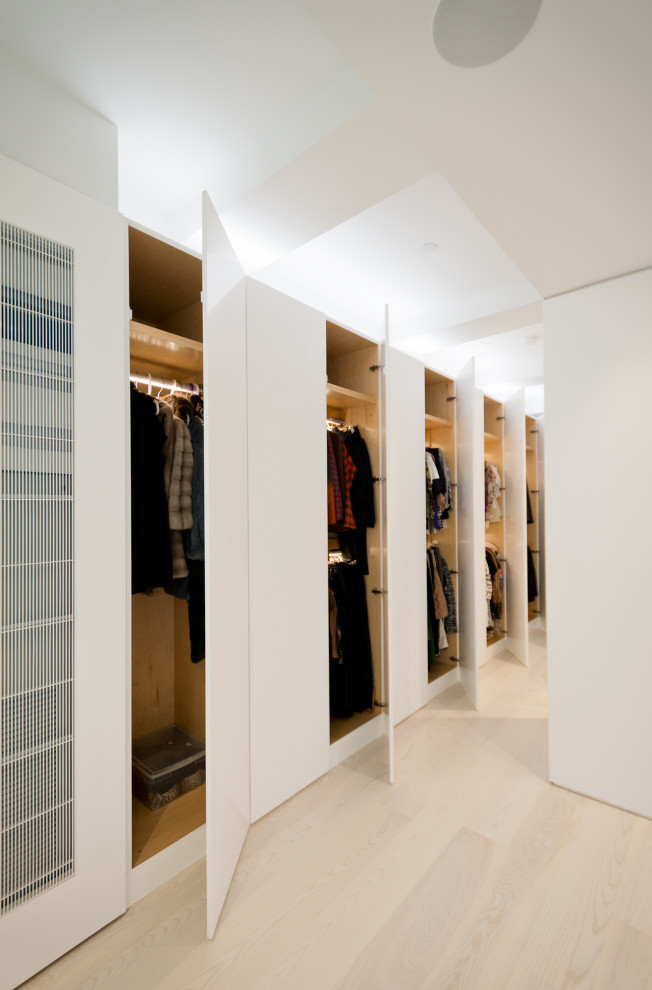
[374,699,389,708]
[446,395,457,402]
[529,428,539,433]
[369,364,385,372]
[371,588,388,596]
[449,656,459,662]
[372,476,386,483]
[496,415,505,421]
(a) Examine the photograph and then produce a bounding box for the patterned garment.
[327,430,344,523]
[338,443,357,529]
[441,556,458,634]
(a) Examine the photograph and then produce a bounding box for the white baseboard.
[128,825,206,907]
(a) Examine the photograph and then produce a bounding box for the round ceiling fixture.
[520,334,540,346]
[421,242,439,253]
[432,0,542,68]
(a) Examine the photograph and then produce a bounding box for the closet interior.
[128,227,205,868]
[424,368,459,683]
[484,395,506,652]
[526,414,540,623]
[326,322,382,744]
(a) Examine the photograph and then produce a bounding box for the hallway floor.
[23,630,652,989]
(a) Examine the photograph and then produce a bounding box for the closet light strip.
[129,373,200,396]
[1,221,75,915]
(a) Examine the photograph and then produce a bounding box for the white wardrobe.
[386,347,485,726]
[0,164,398,988]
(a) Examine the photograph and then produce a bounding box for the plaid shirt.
[327,431,344,523]
[339,443,357,529]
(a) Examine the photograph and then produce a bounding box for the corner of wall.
[0,53,118,209]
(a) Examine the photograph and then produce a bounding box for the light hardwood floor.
[21,629,652,989]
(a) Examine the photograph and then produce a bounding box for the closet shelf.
[526,444,535,451]
[425,412,453,428]
[484,431,501,441]
[129,321,203,382]
[326,382,376,411]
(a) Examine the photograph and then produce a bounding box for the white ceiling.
[2,0,649,408]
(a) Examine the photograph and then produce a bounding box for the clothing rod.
[130,372,202,396]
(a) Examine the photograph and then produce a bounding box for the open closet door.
[454,359,483,708]
[202,193,250,939]
[504,389,528,665]
[385,344,427,727]
[378,336,394,781]
[0,156,127,989]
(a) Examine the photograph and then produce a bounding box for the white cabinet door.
[202,194,251,938]
[247,279,330,821]
[504,389,528,666]
[378,339,394,781]
[0,155,128,989]
[385,345,427,726]
[454,360,483,708]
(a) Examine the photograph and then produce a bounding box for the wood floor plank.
[21,632,652,990]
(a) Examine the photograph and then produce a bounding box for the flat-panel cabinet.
[0,154,128,990]
[385,348,482,723]
[327,322,392,772]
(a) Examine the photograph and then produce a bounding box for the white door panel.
[454,360,482,708]
[385,346,426,725]
[246,280,329,821]
[504,390,528,665]
[0,155,128,989]
[202,194,250,939]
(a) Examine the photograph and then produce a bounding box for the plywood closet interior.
[526,414,540,624]
[128,226,205,867]
[326,321,383,745]
[425,368,459,684]
[484,395,506,655]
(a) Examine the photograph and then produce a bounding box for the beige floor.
[22,629,652,989]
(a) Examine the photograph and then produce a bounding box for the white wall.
[0,52,117,208]
[545,268,652,817]
[386,346,427,725]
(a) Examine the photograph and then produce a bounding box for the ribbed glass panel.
[0,222,74,915]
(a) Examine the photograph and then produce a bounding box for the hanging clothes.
[440,555,458,634]
[485,557,494,629]
[130,386,173,594]
[183,415,204,561]
[328,560,374,717]
[425,447,453,533]
[327,428,357,531]
[426,556,440,665]
[163,395,205,664]
[485,547,503,628]
[485,461,502,526]
[330,426,376,575]
[426,544,457,664]
[527,546,539,602]
[526,484,534,525]
[340,426,375,573]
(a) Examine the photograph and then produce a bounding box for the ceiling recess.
[432,0,542,68]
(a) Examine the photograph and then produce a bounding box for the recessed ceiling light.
[421,242,439,253]
[521,335,539,346]
[433,0,542,68]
